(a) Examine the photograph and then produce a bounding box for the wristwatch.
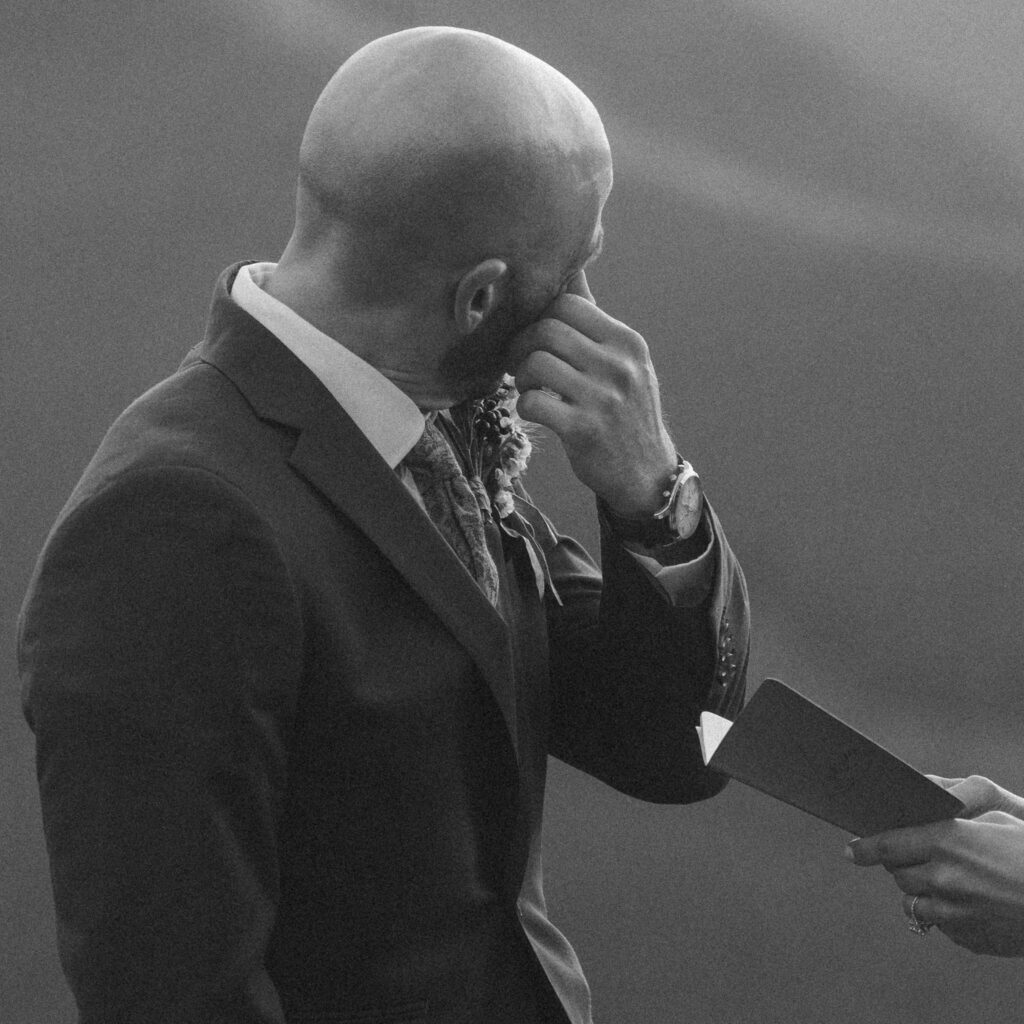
[602,457,704,547]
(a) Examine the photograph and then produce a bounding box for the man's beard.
[438,287,549,402]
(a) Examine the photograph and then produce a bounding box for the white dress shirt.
[232,261,424,469]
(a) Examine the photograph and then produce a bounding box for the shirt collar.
[231,262,424,468]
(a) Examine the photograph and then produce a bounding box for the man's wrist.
[598,456,706,547]
[600,498,680,546]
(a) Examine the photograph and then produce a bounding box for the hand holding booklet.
[697,678,964,837]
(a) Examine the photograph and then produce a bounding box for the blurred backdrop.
[3,2,1023,1021]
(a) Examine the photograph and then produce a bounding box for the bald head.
[289,27,612,301]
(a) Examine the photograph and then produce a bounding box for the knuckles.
[958,774,1000,808]
[980,810,1021,827]
[869,835,895,864]
[964,775,1009,816]
[542,296,649,354]
[603,356,638,396]
[619,326,649,360]
[928,861,961,897]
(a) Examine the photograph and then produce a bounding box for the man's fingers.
[565,269,595,304]
[509,319,594,376]
[514,349,585,406]
[544,292,638,351]
[516,387,573,436]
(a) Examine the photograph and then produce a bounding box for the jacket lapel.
[195,265,520,757]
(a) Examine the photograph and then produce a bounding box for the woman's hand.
[848,776,1024,957]
[926,774,1024,821]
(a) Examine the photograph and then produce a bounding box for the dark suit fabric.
[19,265,749,1024]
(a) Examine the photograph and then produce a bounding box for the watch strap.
[600,456,704,547]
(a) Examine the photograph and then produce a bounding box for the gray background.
[4,1,1023,1021]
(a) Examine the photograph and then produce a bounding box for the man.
[19,27,748,1024]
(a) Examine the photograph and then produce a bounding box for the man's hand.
[847,776,1024,957]
[510,271,677,516]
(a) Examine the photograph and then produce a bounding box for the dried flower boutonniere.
[444,376,562,604]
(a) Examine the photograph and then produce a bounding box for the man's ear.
[453,259,508,335]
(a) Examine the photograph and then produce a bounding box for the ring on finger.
[908,895,933,936]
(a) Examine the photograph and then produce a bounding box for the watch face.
[671,465,703,539]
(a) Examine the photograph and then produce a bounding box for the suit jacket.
[19,265,749,1024]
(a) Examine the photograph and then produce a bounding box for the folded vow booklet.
[697,678,964,836]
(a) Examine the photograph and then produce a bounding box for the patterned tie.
[404,416,500,605]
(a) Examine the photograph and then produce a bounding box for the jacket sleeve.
[18,465,302,1024]
[540,497,749,804]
